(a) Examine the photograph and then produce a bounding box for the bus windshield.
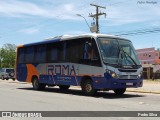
[97,37,141,67]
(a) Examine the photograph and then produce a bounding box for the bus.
[16,34,143,95]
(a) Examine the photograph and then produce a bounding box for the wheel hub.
[86,84,92,92]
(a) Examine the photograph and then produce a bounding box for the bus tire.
[114,88,126,95]
[59,85,70,90]
[81,79,96,96]
[32,77,46,91]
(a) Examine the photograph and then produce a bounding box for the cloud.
[0,0,77,19]
[0,0,159,26]
[0,0,95,20]
[105,0,160,26]
[0,0,48,17]
[20,28,39,34]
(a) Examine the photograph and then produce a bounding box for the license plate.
[126,83,133,85]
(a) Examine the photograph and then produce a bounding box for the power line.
[109,27,160,34]
[114,28,160,36]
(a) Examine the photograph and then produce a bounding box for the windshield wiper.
[122,50,138,67]
[116,39,137,67]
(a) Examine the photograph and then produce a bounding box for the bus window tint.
[92,40,100,60]
[18,48,24,63]
[25,47,34,63]
[79,38,101,66]
[47,43,58,62]
[60,41,66,62]
[66,39,81,63]
[50,48,58,61]
[84,41,92,59]
[35,45,46,63]
[47,42,65,63]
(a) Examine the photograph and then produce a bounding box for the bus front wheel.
[81,79,96,96]
[113,88,126,95]
[32,77,46,91]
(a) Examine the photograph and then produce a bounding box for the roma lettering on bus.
[47,64,76,76]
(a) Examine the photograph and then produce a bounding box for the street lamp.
[76,14,91,32]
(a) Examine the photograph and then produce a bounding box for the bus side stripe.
[26,64,39,82]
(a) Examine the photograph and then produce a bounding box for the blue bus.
[16,34,143,95]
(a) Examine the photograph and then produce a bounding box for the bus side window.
[84,41,92,59]
[81,38,101,67]
[65,40,80,63]
[25,46,34,63]
[51,48,58,61]
[18,48,25,63]
[91,39,102,67]
[35,45,46,63]
[83,40,99,60]
[47,43,58,62]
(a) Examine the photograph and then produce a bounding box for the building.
[136,47,160,65]
[136,47,160,79]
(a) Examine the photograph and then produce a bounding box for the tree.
[0,44,16,68]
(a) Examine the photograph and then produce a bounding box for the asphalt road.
[0,80,160,120]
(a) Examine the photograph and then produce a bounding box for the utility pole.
[89,4,106,33]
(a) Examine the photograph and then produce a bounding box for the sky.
[0,0,159,49]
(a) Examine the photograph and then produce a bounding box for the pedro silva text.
[138,112,158,117]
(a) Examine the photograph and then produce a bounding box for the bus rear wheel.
[32,77,46,91]
[81,79,96,96]
[59,85,70,90]
[114,88,126,95]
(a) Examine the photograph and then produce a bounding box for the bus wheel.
[81,79,96,96]
[32,77,46,91]
[59,85,70,90]
[114,88,126,95]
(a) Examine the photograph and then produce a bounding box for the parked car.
[0,68,15,81]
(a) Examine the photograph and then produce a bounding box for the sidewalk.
[127,80,160,94]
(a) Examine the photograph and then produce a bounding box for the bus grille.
[118,69,137,72]
[119,75,138,80]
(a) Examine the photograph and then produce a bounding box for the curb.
[71,86,160,94]
[126,89,160,94]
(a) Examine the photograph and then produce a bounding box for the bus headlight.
[111,73,117,78]
[106,69,119,79]
[138,72,143,78]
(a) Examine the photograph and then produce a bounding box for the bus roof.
[60,33,129,41]
[17,33,130,48]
